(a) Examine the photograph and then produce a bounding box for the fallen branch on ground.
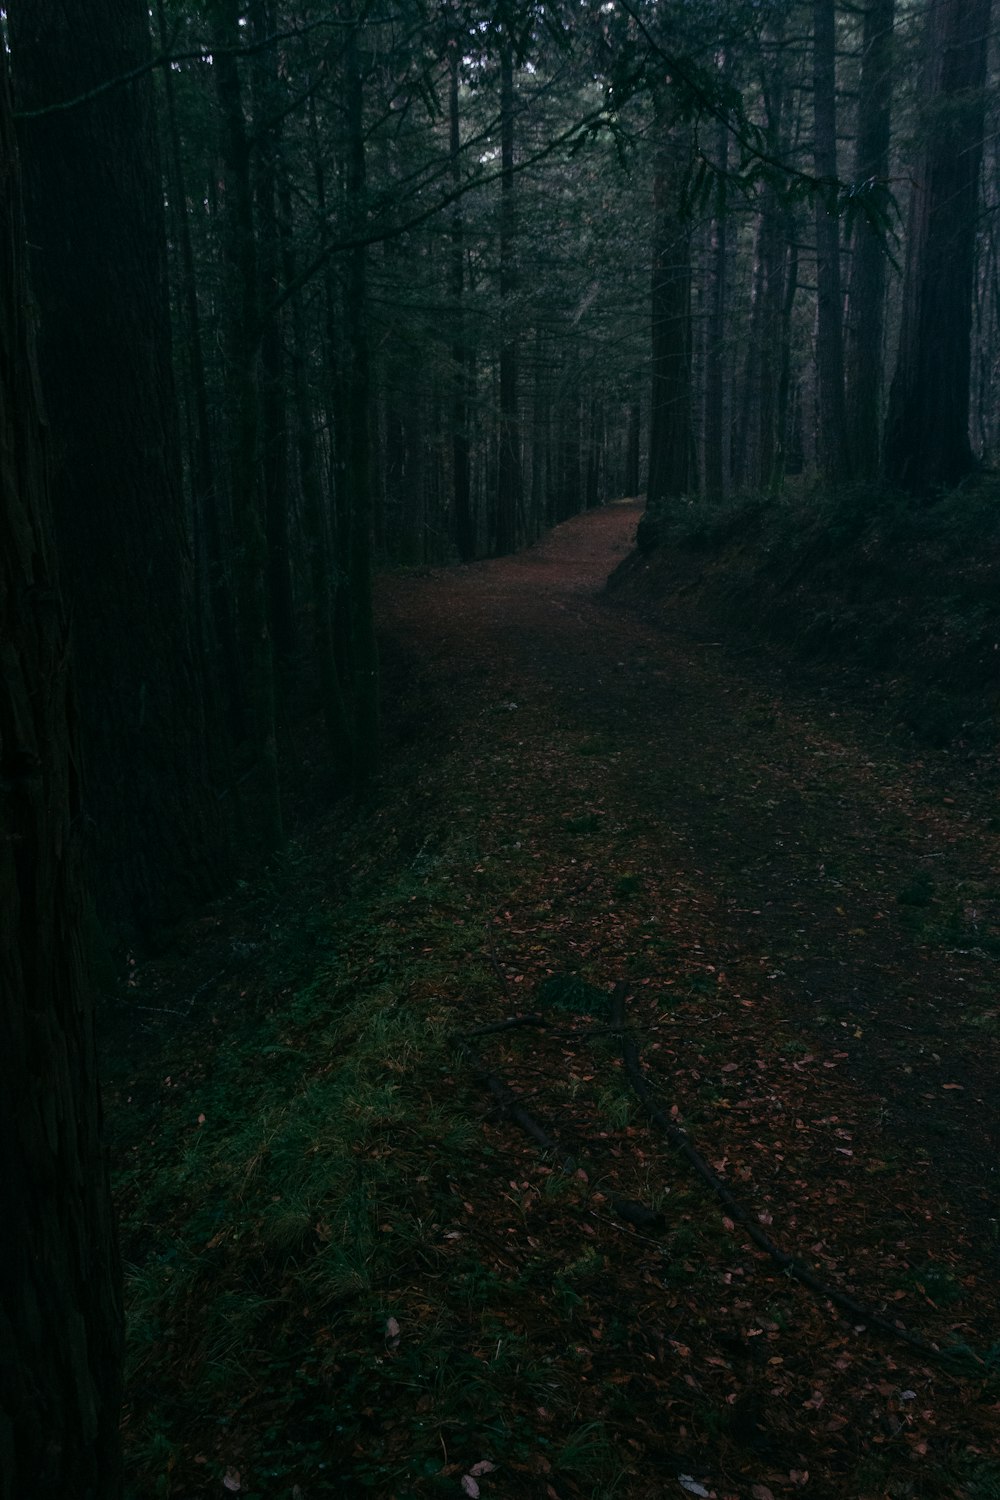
[610,983,981,1372]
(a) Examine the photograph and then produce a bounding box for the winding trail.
[379,500,999,1234]
[115,500,1000,1499]
[371,499,1000,1491]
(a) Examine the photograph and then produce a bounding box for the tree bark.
[9,0,225,933]
[703,104,730,501]
[884,0,991,491]
[277,166,352,772]
[647,108,697,507]
[213,2,283,850]
[812,0,852,483]
[345,23,380,782]
[494,33,522,555]
[252,1,296,677]
[624,400,641,497]
[844,0,895,479]
[449,47,475,561]
[0,44,122,1496]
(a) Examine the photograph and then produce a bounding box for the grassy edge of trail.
[105,797,638,1499]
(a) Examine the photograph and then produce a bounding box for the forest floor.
[107,500,1000,1500]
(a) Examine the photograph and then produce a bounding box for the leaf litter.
[108,502,1000,1498]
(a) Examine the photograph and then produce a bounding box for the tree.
[647,101,697,507]
[0,43,122,1496]
[344,19,380,780]
[212,0,283,847]
[884,0,992,491]
[449,42,476,560]
[494,25,523,555]
[9,0,226,933]
[812,0,851,483]
[844,0,895,479]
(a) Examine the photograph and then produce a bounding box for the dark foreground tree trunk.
[884,0,992,491]
[0,46,122,1498]
[9,0,224,934]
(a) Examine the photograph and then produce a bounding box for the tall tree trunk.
[307,90,351,689]
[884,0,991,491]
[845,0,895,479]
[154,0,241,738]
[703,105,730,501]
[252,2,295,677]
[812,0,852,483]
[449,47,475,561]
[624,399,641,497]
[213,4,283,851]
[277,167,352,772]
[647,109,697,507]
[494,33,521,555]
[530,325,550,534]
[0,45,122,1494]
[9,0,225,933]
[345,24,379,781]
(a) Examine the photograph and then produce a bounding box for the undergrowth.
[108,833,639,1498]
[619,473,1000,750]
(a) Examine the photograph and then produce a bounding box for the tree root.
[454,988,985,1373]
[609,983,980,1371]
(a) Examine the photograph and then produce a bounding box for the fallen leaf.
[461,1477,480,1498]
[678,1478,711,1497]
[751,1486,776,1500]
[223,1470,241,1493]
[469,1460,497,1477]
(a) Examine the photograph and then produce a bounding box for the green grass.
[112,843,503,1494]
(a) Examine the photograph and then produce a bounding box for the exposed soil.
[381,500,1000,1237]
[111,500,1000,1500]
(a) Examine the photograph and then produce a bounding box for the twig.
[453,1014,549,1040]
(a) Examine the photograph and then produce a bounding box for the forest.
[3,0,1000,1496]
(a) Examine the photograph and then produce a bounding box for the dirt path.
[115,502,1000,1500]
[379,501,999,1234]
[371,500,1000,1496]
